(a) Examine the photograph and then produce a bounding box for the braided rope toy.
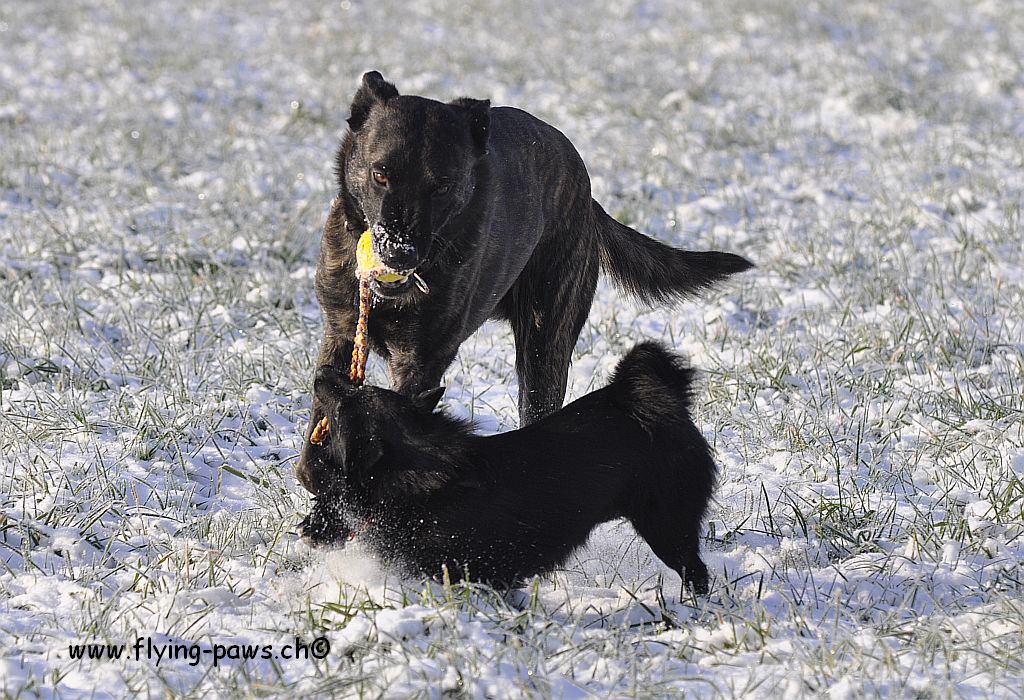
[310,230,427,446]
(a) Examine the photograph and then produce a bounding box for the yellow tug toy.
[356,229,408,284]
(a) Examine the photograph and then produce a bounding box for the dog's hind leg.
[506,235,600,426]
[630,505,710,596]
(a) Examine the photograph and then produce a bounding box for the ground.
[1,0,1022,697]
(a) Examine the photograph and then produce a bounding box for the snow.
[1,0,1023,697]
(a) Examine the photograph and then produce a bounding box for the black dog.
[296,71,750,492]
[301,342,718,595]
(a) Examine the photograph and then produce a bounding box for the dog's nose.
[377,242,419,271]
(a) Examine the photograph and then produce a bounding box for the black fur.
[300,342,718,595]
[296,71,750,493]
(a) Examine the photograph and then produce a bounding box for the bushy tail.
[594,200,753,305]
[608,341,699,432]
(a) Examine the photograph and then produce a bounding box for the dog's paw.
[682,562,710,597]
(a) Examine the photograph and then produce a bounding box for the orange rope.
[311,278,372,447]
[348,278,372,385]
[310,415,329,445]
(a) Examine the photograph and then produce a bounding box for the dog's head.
[338,71,490,299]
[304,365,445,495]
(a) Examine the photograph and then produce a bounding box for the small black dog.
[297,71,750,492]
[301,342,718,594]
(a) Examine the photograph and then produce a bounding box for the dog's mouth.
[368,269,430,299]
[357,229,430,300]
[369,271,415,298]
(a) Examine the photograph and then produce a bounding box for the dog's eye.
[371,170,389,187]
[432,183,452,197]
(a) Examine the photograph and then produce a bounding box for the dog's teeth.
[413,272,429,294]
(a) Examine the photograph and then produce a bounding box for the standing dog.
[301,342,718,595]
[297,71,750,493]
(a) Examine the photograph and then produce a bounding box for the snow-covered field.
[2,0,1022,696]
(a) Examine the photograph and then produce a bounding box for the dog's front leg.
[386,344,459,397]
[300,207,361,492]
[510,244,600,426]
[296,333,355,494]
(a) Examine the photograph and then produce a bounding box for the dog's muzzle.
[359,228,430,299]
[377,242,419,272]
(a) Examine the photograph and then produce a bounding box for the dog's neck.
[376,410,476,481]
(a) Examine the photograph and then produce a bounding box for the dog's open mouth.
[370,271,415,298]
[369,269,429,299]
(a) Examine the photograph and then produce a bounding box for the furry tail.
[608,341,700,432]
[594,200,753,304]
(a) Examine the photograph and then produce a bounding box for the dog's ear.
[450,98,490,155]
[348,71,399,131]
[411,386,445,413]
